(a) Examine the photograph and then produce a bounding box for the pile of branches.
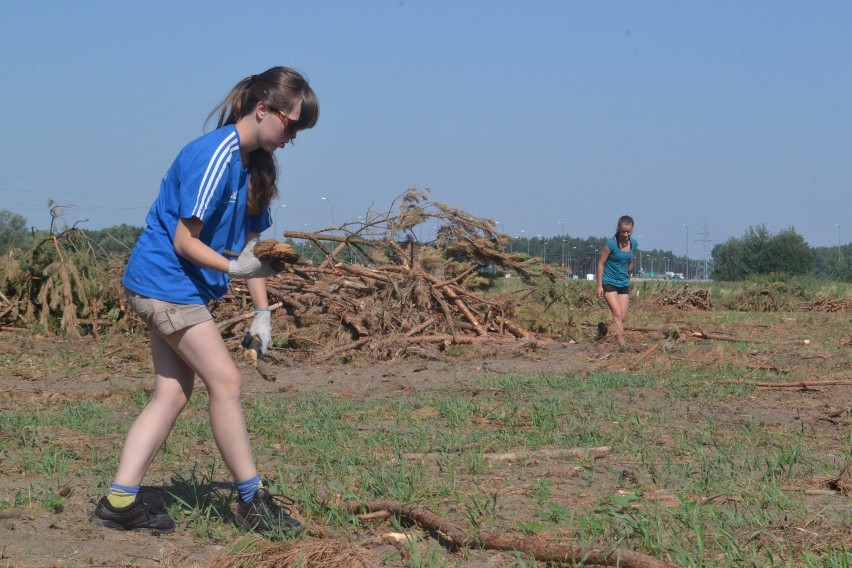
[0,229,126,337]
[800,298,848,313]
[216,188,564,362]
[652,284,712,310]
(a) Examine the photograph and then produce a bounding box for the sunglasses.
[270,109,299,134]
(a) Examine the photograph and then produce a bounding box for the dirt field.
[1,302,850,567]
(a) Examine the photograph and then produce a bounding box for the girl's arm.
[596,245,610,296]
[243,232,269,310]
[173,221,272,309]
[173,217,231,272]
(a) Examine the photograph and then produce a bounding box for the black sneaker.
[91,496,176,533]
[235,489,303,534]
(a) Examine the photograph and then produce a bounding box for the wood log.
[314,337,372,362]
[494,315,531,339]
[430,285,459,342]
[405,317,437,337]
[441,285,485,336]
[753,380,852,388]
[484,446,610,462]
[253,239,299,264]
[338,311,369,337]
[404,446,611,462]
[319,241,348,268]
[216,302,283,331]
[283,230,372,246]
[432,265,478,289]
[335,500,680,568]
[338,264,391,283]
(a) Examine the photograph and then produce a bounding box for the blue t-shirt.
[602,236,638,288]
[123,125,272,304]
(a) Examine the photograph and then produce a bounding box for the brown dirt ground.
[1,305,850,567]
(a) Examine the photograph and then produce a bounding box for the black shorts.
[602,284,630,295]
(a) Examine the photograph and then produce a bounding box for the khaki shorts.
[126,290,212,336]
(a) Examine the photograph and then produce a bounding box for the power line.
[0,175,156,183]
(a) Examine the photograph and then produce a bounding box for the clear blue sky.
[1,1,849,258]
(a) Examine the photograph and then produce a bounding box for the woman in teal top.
[596,215,637,348]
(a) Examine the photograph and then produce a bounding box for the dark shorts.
[125,289,212,336]
[602,284,630,295]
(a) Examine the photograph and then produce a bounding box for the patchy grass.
[0,284,850,567]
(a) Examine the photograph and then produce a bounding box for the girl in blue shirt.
[92,67,318,534]
[596,215,637,348]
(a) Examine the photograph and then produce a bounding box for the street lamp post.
[538,235,545,264]
[320,196,334,225]
[558,221,565,272]
[273,204,287,237]
[683,224,689,278]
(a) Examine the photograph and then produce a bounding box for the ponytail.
[206,67,319,215]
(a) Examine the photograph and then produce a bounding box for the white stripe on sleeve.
[192,132,238,219]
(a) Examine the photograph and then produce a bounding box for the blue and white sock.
[237,475,263,504]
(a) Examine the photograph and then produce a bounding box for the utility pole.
[698,220,712,279]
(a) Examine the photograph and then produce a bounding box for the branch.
[334,500,680,568]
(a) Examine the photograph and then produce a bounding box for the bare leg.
[114,320,258,486]
[603,291,630,347]
[113,333,194,486]
[161,319,258,482]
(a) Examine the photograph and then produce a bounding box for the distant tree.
[86,224,143,257]
[762,229,813,276]
[813,244,852,281]
[824,247,852,282]
[740,224,773,274]
[0,209,32,254]
[711,225,813,280]
[711,238,749,280]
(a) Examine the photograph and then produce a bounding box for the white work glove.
[227,238,279,279]
[246,309,272,357]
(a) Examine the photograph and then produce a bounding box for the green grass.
[1,363,849,566]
